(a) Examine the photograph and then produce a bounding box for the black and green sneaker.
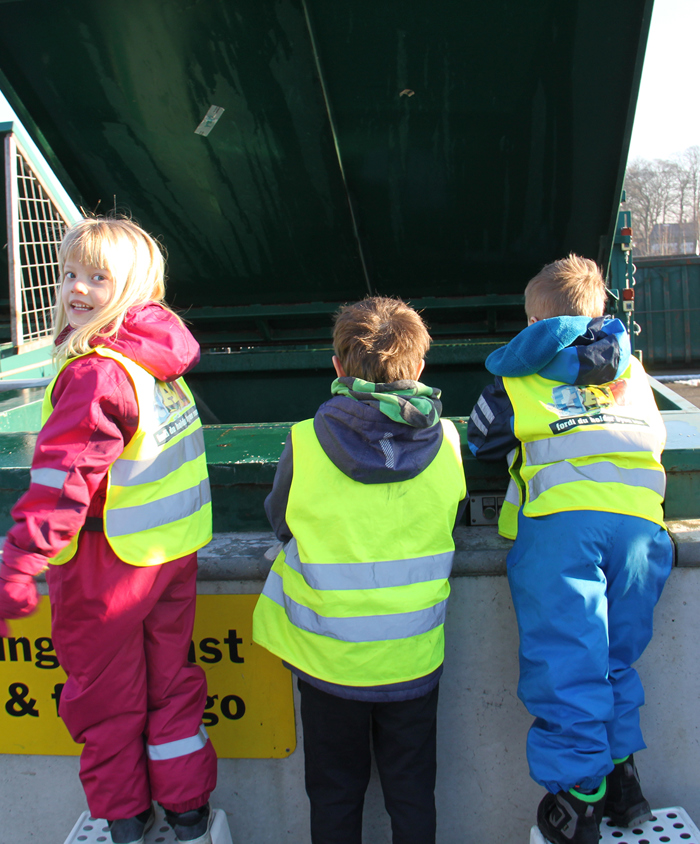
[537,787,606,844]
[164,803,213,844]
[604,754,652,828]
[107,806,155,844]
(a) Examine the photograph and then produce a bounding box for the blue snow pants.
[506,510,672,794]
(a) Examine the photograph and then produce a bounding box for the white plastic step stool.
[63,804,232,844]
[530,807,700,844]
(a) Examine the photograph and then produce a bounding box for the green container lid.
[0,0,651,317]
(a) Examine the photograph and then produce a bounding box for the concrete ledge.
[666,520,700,567]
[197,531,279,580]
[194,526,513,581]
[30,521,699,586]
[193,521,700,580]
[452,526,512,575]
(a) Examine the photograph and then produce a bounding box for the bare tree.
[682,146,700,247]
[623,145,700,256]
[624,159,670,254]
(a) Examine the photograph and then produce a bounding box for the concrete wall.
[3,531,700,843]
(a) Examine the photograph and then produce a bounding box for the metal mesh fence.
[13,146,67,344]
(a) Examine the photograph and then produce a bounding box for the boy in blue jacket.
[468,255,672,844]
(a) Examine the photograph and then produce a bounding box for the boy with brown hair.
[253,296,466,844]
[468,255,672,844]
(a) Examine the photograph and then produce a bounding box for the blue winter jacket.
[467,316,631,460]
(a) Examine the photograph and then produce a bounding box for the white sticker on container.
[195,105,225,137]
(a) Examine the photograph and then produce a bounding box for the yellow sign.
[0,594,296,758]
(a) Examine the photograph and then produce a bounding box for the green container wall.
[187,359,498,425]
[7,0,700,527]
[634,256,700,370]
[0,0,651,328]
[0,0,654,422]
[0,387,44,433]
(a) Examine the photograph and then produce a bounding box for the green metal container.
[3,0,697,526]
[633,256,700,369]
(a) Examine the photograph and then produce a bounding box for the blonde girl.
[0,217,217,844]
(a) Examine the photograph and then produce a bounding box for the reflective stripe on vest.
[105,477,212,536]
[502,357,666,526]
[528,461,666,503]
[252,417,466,688]
[281,536,455,591]
[110,427,206,486]
[505,479,520,506]
[497,448,521,540]
[262,568,449,642]
[42,347,212,566]
[525,427,661,466]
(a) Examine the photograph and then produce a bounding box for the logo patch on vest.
[550,380,631,417]
[548,381,647,434]
[154,380,190,421]
[153,381,199,445]
[549,412,649,435]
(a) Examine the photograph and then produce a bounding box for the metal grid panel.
[63,806,232,844]
[5,133,68,346]
[531,807,700,844]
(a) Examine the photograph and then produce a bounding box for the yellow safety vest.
[497,447,522,540]
[42,347,212,566]
[252,418,466,687]
[500,357,666,536]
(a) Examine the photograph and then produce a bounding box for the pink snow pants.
[46,532,217,820]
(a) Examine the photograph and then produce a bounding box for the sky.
[0,0,696,170]
[627,0,700,162]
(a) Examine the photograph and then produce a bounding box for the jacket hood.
[94,303,200,382]
[485,316,631,386]
[313,381,444,484]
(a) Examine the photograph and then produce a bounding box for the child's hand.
[0,574,39,621]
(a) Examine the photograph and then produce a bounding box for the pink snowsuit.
[0,303,217,820]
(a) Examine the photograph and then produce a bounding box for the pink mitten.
[0,573,39,619]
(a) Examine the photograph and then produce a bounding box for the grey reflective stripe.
[147,725,209,761]
[470,412,488,436]
[477,395,494,423]
[106,478,211,537]
[379,434,395,468]
[111,427,206,486]
[525,428,661,466]
[31,468,68,490]
[283,538,453,591]
[506,448,517,467]
[505,478,520,506]
[262,570,447,643]
[529,461,666,502]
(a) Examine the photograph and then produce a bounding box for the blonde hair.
[524,254,607,320]
[332,296,431,383]
[54,216,181,364]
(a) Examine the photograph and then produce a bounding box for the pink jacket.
[2,303,201,582]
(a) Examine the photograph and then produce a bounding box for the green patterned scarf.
[331,377,442,428]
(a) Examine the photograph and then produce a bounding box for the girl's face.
[61,259,115,328]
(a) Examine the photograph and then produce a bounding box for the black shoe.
[604,754,652,827]
[537,790,605,844]
[108,806,155,844]
[164,803,213,844]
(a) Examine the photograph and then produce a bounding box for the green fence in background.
[634,255,700,370]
